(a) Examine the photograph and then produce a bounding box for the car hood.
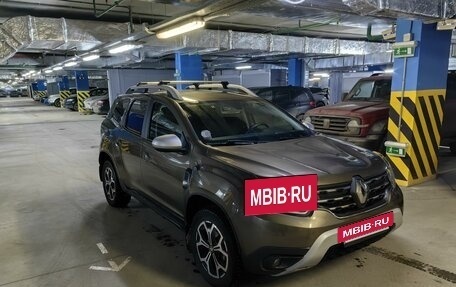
[306,101,389,117]
[48,94,59,99]
[211,135,386,185]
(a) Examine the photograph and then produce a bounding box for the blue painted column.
[386,19,452,186]
[31,82,38,100]
[288,58,303,86]
[57,76,70,108]
[74,71,90,113]
[175,52,203,89]
[36,79,47,99]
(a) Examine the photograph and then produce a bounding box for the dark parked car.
[304,73,456,153]
[249,86,325,121]
[99,81,403,286]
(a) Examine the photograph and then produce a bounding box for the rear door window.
[112,98,130,123]
[125,99,148,135]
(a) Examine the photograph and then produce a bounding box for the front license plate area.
[338,212,394,244]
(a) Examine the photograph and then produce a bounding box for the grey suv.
[99,81,403,286]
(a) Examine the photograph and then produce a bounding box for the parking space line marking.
[96,243,108,254]
[365,246,456,283]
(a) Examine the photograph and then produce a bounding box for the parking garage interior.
[0,1,456,286]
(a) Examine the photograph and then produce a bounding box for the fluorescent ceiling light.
[235,65,252,70]
[109,44,137,54]
[384,68,394,73]
[309,77,321,81]
[313,73,329,77]
[53,66,63,71]
[82,54,100,62]
[64,61,78,67]
[156,19,205,39]
[44,70,53,74]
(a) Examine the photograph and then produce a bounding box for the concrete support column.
[58,76,70,108]
[329,72,343,104]
[288,58,303,86]
[387,19,452,186]
[175,52,203,89]
[74,71,90,113]
[36,80,47,99]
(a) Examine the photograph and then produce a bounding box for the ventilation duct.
[143,29,391,57]
[0,16,131,63]
[342,0,456,19]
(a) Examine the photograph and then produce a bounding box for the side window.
[125,99,148,135]
[373,80,391,100]
[112,98,130,123]
[273,89,291,108]
[291,88,310,105]
[149,103,182,140]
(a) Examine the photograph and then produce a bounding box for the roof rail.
[135,80,257,98]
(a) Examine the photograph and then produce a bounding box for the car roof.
[120,89,258,103]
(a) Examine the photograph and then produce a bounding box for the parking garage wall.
[107,69,174,104]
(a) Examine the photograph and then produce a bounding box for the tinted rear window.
[126,99,148,135]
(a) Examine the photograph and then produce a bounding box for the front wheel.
[101,161,131,207]
[189,210,240,287]
[54,98,61,107]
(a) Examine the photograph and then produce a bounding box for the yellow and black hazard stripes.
[77,91,90,112]
[59,90,71,108]
[35,91,47,98]
[387,90,446,186]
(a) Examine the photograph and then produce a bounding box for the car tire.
[189,209,240,287]
[316,101,325,107]
[73,102,78,111]
[101,160,131,208]
[54,98,61,107]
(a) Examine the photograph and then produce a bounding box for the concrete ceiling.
[0,0,453,85]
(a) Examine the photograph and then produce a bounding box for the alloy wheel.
[104,166,116,201]
[195,220,229,279]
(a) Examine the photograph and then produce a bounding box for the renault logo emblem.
[351,176,369,207]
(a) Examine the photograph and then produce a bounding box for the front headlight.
[369,120,387,135]
[374,151,396,188]
[303,116,312,124]
[347,119,361,134]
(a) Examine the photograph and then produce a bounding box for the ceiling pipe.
[366,23,384,42]
[93,0,127,18]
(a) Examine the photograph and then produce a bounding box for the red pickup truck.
[303,73,456,153]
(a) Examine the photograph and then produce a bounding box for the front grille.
[318,173,390,217]
[310,116,349,133]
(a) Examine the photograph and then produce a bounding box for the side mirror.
[303,121,315,131]
[152,134,184,152]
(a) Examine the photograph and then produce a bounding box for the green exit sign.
[393,47,415,58]
[386,146,406,157]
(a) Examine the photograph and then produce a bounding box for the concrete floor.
[0,97,455,287]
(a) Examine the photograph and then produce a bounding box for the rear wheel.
[73,101,78,111]
[189,209,240,287]
[54,98,61,107]
[101,161,131,207]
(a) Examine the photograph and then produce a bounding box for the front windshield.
[346,79,391,102]
[179,99,311,146]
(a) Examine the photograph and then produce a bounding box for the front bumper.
[275,207,402,276]
[235,185,403,275]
